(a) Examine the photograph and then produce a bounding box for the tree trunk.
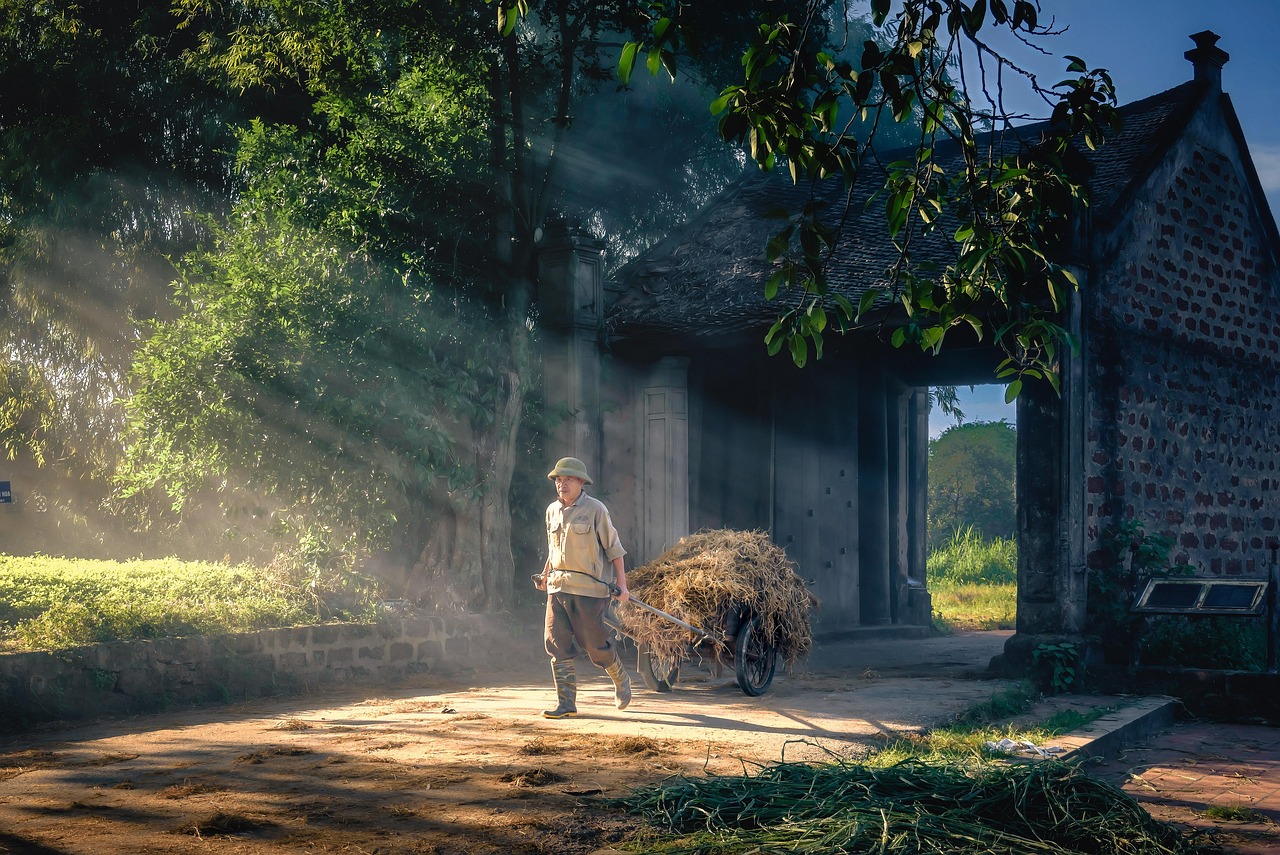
[411,307,531,613]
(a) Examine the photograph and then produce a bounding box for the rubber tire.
[637,644,679,692]
[734,614,777,696]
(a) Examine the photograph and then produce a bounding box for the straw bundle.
[618,529,814,669]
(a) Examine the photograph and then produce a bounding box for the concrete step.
[1054,695,1179,760]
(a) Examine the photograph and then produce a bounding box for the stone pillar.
[858,364,891,625]
[537,225,606,481]
[994,375,1071,674]
[888,383,911,623]
[1014,382,1063,636]
[906,387,933,625]
[1061,261,1091,635]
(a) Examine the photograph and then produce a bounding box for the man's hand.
[532,572,547,592]
[613,584,629,604]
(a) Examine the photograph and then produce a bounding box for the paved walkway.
[1089,719,1280,854]
[813,630,1280,854]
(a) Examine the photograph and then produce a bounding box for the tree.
[610,0,1120,382]
[120,0,814,610]
[0,0,281,554]
[928,420,1016,544]
[6,0,1117,613]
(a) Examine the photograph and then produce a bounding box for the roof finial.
[1185,31,1229,89]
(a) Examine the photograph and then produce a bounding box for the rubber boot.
[605,656,632,711]
[542,659,577,718]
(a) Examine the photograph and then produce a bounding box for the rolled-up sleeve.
[596,505,626,562]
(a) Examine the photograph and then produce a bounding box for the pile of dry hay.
[618,529,814,669]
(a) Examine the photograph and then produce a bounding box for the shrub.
[0,554,382,652]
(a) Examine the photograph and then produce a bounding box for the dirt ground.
[0,631,1016,854]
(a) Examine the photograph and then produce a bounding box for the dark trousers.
[544,592,615,668]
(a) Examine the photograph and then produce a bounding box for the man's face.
[554,475,584,505]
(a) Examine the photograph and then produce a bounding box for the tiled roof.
[606,79,1209,344]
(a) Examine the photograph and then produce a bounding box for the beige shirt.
[545,493,626,597]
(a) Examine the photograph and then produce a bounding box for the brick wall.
[1087,140,1280,575]
[0,614,539,733]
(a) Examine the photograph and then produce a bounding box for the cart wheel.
[734,614,776,696]
[637,644,680,692]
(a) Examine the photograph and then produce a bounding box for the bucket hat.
[547,456,592,485]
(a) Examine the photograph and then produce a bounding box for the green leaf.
[766,228,792,263]
[765,269,784,300]
[765,318,785,346]
[1004,379,1023,403]
[808,303,827,333]
[618,42,640,85]
[966,0,987,33]
[498,4,515,37]
[660,49,677,81]
[652,17,671,44]
[789,334,808,368]
[857,288,881,319]
[959,314,984,340]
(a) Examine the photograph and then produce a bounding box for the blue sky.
[977,0,1280,213]
[930,0,1280,439]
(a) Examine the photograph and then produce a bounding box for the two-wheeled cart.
[606,596,778,696]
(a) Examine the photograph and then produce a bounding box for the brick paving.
[1090,720,1280,854]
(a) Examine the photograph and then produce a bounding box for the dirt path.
[0,632,1014,854]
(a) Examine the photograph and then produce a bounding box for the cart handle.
[532,569,714,640]
[625,597,714,640]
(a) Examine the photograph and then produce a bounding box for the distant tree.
[928,420,1016,545]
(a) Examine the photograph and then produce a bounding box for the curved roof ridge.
[605,78,1212,343]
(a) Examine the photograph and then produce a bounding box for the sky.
[991,0,1280,214]
[930,0,1280,439]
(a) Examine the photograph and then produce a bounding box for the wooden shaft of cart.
[624,596,715,641]
[535,569,716,641]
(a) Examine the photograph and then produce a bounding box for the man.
[534,456,632,718]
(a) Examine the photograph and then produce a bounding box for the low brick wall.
[1091,664,1280,724]
[0,613,537,733]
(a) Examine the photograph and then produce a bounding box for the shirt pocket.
[571,522,593,535]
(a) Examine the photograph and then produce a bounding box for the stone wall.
[1087,117,1280,577]
[0,613,538,734]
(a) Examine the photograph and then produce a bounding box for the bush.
[1139,616,1267,671]
[0,554,382,652]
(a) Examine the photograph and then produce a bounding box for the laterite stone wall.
[0,614,537,733]
[1087,129,1280,574]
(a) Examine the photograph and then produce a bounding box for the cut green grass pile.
[0,554,367,652]
[615,757,1215,854]
[614,689,1203,854]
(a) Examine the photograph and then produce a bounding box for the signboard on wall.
[0,481,11,504]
